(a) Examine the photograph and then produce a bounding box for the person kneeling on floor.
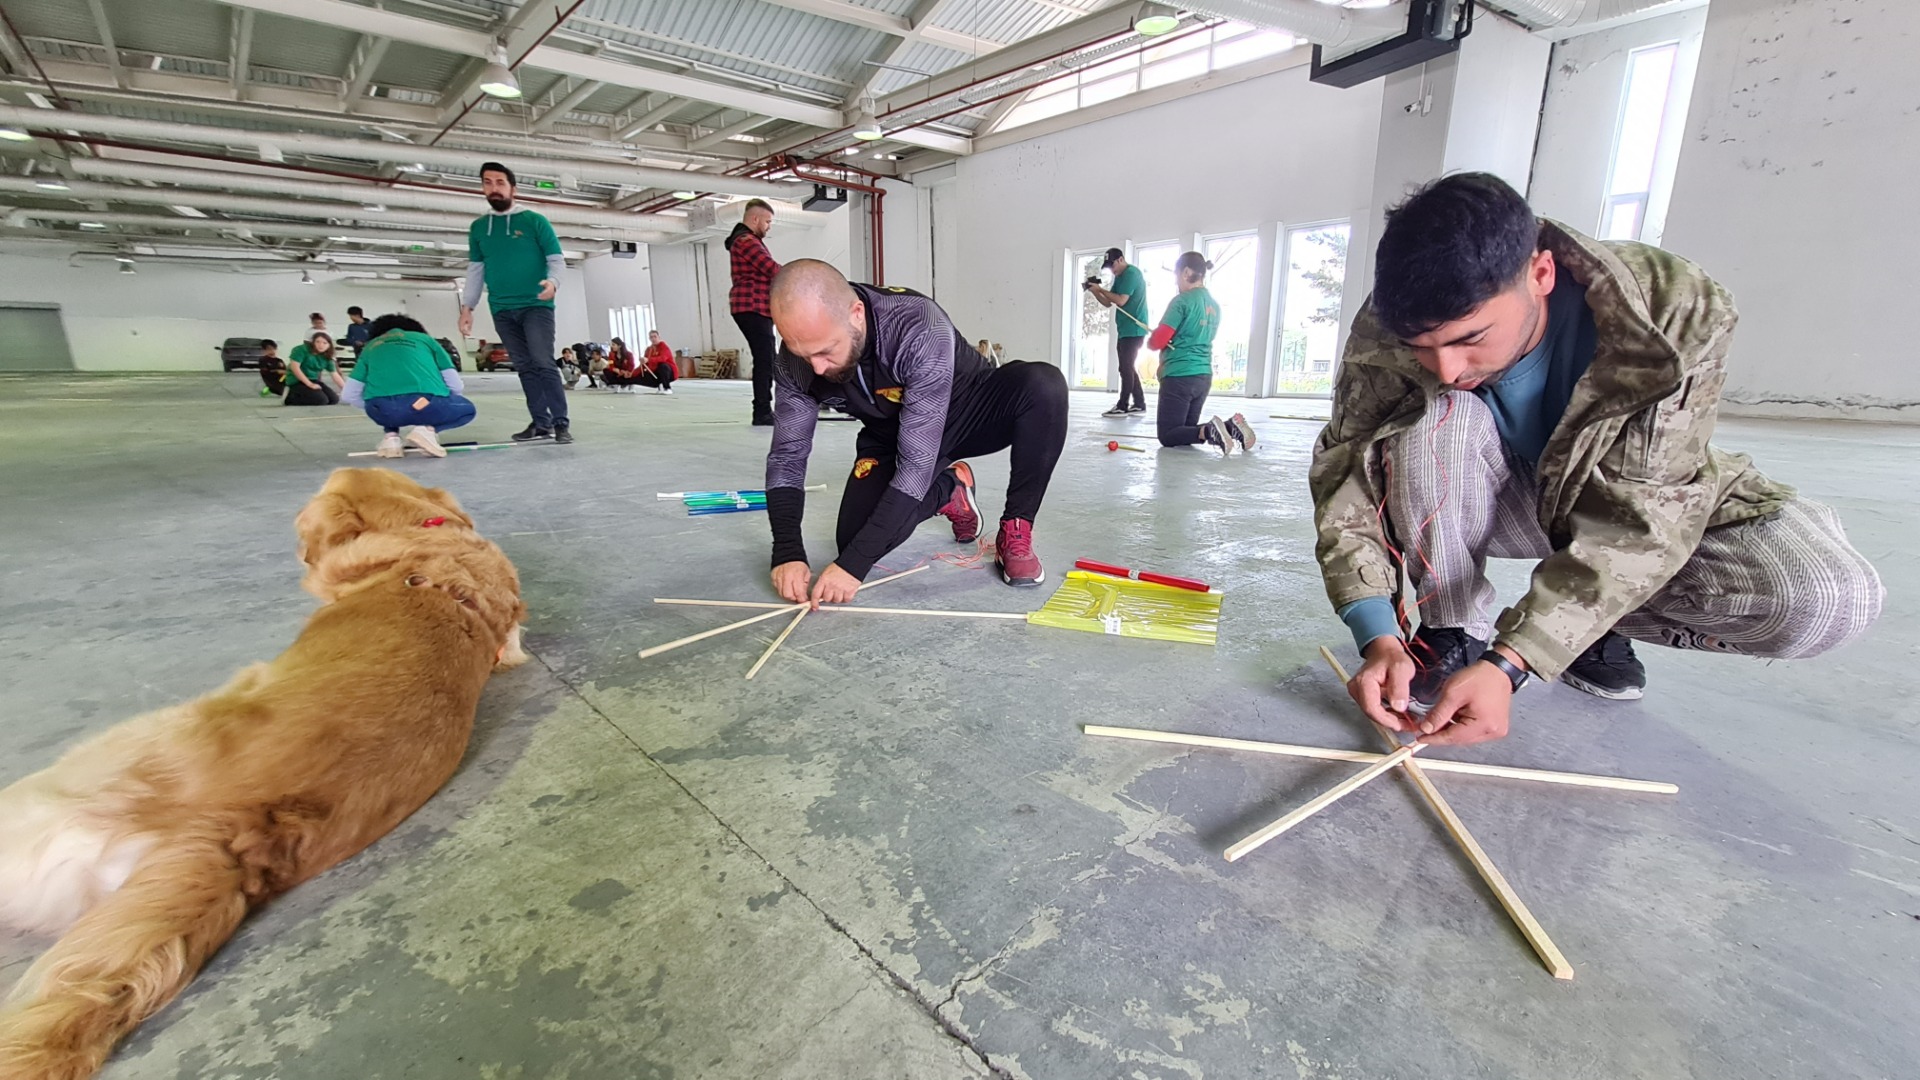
[638,329,677,394]
[341,314,477,458]
[765,260,1068,598]
[285,331,346,406]
[1312,172,1884,746]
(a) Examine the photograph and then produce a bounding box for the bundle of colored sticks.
[659,483,826,517]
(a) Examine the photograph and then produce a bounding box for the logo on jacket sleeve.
[876,386,903,403]
[853,457,878,479]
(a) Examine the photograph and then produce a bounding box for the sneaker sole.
[997,561,1044,587]
[1561,673,1645,700]
[948,464,980,543]
[405,431,446,457]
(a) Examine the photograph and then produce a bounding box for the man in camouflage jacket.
[1311,173,1881,746]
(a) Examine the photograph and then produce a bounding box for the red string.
[1374,393,1456,670]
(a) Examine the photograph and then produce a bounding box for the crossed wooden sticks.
[1086,646,1681,980]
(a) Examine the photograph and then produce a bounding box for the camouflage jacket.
[1309,221,1794,680]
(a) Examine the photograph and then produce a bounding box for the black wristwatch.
[1479,651,1529,693]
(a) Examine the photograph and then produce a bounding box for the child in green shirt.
[340,314,477,458]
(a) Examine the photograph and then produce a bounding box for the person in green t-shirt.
[340,314,477,458]
[1147,251,1255,455]
[459,161,573,445]
[285,331,346,407]
[1085,247,1151,417]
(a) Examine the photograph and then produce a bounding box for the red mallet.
[1075,559,1211,593]
[1106,440,1146,452]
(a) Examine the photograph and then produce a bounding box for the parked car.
[475,342,512,371]
[216,337,268,371]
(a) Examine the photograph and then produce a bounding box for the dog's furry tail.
[0,840,248,1080]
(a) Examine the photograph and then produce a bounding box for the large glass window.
[1068,250,1111,389]
[1275,223,1349,396]
[1202,232,1258,392]
[1600,42,1679,242]
[1131,241,1181,389]
[999,22,1299,133]
[609,303,653,349]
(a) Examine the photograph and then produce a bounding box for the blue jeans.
[365,393,476,433]
[493,305,567,429]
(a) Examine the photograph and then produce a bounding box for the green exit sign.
[534,180,557,189]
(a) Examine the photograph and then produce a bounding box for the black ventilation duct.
[1310,0,1475,89]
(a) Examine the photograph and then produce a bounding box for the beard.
[818,324,865,383]
[485,194,513,212]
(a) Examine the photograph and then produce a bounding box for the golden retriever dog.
[0,467,527,1080]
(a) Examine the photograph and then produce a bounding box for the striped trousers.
[1385,391,1883,658]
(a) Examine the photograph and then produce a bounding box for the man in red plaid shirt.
[726,199,781,425]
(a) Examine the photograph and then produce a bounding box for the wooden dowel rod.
[1080,725,1676,794]
[1320,646,1575,980]
[640,604,799,659]
[814,606,1029,619]
[654,598,794,610]
[638,564,930,660]
[1224,744,1422,862]
[745,607,810,680]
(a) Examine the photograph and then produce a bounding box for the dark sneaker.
[995,518,1044,587]
[511,424,553,442]
[552,424,574,445]
[1201,417,1232,456]
[1224,413,1257,452]
[1562,631,1646,700]
[938,461,980,543]
[1127,404,1147,414]
[1407,625,1489,714]
[1102,404,1129,417]
[751,413,775,427]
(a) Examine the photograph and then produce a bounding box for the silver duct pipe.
[0,178,670,242]
[3,210,515,251]
[1484,0,1693,28]
[0,104,803,202]
[64,158,686,235]
[65,251,469,278]
[1180,0,1410,46]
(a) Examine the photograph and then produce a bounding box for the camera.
[1082,275,1100,290]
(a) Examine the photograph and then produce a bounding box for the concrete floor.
[1,371,1914,1080]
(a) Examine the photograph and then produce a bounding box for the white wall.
[938,61,1385,379]
[682,206,856,360]
[1442,12,1554,191]
[0,242,589,371]
[1663,0,1920,420]
[1530,6,1709,237]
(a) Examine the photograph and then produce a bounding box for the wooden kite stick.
[1224,743,1423,862]
[814,606,1030,619]
[640,604,801,658]
[654,598,795,610]
[745,607,810,680]
[638,564,931,660]
[1082,725,1677,794]
[1319,646,1575,981]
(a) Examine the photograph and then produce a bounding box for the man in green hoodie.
[460,161,572,444]
[1312,173,1882,746]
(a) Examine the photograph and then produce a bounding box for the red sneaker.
[995,518,1044,587]
[939,461,980,543]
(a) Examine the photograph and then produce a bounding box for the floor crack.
[527,650,1018,1079]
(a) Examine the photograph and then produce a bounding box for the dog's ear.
[294,491,366,567]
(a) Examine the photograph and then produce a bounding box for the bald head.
[771,259,865,382]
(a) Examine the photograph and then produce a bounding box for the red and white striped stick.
[1074,559,1211,593]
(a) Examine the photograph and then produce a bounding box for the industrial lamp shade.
[0,124,33,142]
[1132,3,1181,36]
[851,108,884,141]
[477,47,521,99]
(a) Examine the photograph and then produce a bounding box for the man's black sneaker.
[1102,404,1129,417]
[751,413,775,427]
[552,424,574,445]
[1408,625,1489,713]
[511,424,553,442]
[1126,404,1147,414]
[1562,631,1646,700]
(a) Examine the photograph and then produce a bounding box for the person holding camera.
[1084,247,1150,417]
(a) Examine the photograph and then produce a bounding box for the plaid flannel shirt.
[728,232,781,316]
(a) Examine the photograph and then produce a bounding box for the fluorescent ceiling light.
[113,255,135,264]
[1133,3,1180,36]
[35,178,69,190]
[0,125,33,142]
[477,46,522,99]
[671,190,698,199]
[78,221,106,229]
